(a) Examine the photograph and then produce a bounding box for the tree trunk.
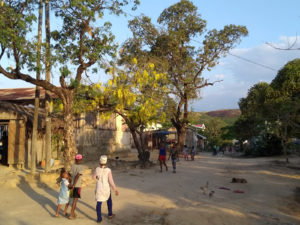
[129,128,149,163]
[171,98,188,151]
[171,119,185,151]
[62,93,77,170]
[181,97,188,148]
[179,126,186,149]
[281,124,289,163]
[130,128,142,157]
[31,0,43,174]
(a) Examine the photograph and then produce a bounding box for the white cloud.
[214,74,225,80]
[227,42,299,83]
[192,36,300,111]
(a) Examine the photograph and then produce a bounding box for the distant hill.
[188,109,241,127]
[206,109,241,118]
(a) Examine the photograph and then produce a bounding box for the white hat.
[100,155,107,164]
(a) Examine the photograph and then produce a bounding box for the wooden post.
[45,0,52,172]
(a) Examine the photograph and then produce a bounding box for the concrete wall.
[185,129,198,148]
[75,114,131,161]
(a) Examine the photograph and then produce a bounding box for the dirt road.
[0,153,299,225]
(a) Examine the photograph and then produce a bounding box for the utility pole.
[31,0,43,174]
[45,0,52,172]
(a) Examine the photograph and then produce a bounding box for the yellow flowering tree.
[96,59,167,162]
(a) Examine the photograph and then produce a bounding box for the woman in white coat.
[93,155,118,223]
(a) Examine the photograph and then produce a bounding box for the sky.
[0,0,300,111]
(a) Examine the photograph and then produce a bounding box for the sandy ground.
[0,152,299,225]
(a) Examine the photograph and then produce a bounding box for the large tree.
[79,59,167,163]
[235,82,270,141]
[0,0,139,169]
[266,59,300,162]
[119,0,248,148]
[108,64,167,163]
[235,59,300,160]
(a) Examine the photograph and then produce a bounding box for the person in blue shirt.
[158,144,168,172]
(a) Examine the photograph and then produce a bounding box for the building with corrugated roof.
[0,88,132,168]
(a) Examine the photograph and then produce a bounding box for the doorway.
[0,121,9,165]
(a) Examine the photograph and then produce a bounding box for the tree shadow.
[17,175,96,220]
[37,176,96,220]
[17,175,56,216]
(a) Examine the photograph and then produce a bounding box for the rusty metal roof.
[0,100,44,129]
[0,88,55,101]
[0,101,63,131]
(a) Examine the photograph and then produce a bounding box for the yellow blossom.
[148,63,155,70]
[132,58,138,65]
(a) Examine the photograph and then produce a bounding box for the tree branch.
[75,59,96,81]
[193,79,223,90]
[0,65,63,98]
[0,46,5,60]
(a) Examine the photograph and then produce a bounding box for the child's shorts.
[71,187,81,198]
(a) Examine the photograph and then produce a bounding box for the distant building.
[190,124,206,130]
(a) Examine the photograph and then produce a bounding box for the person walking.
[191,146,196,161]
[158,144,168,172]
[168,145,179,173]
[68,154,84,219]
[94,155,118,223]
[55,170,71,217]
[183,145,189,160]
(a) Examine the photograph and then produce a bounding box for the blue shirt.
[159,147,166,156]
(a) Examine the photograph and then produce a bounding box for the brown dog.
[231,177,247,183]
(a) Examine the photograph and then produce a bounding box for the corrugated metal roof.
[0,88,55,101]
[0,101,63,131]
[0,100,43,124]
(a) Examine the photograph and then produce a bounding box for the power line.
[189,38,278,72]
[227,52,278,72]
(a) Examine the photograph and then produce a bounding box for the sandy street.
[0,152,299,225]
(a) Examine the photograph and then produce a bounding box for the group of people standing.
[158,143,197,173]
[183,145,196,161]
[56,154,118,223]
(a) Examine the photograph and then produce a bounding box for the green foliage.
[221,117,239,126]
[201,117,227,148]
[119,0,248,145]
[244,133,282,157]
[160,96,177,129]
[235,82,270,141]
[0,1,37,69]
[234,59,300,157]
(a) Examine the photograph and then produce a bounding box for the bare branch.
[266,35,300,50]
[193,79,223,90]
